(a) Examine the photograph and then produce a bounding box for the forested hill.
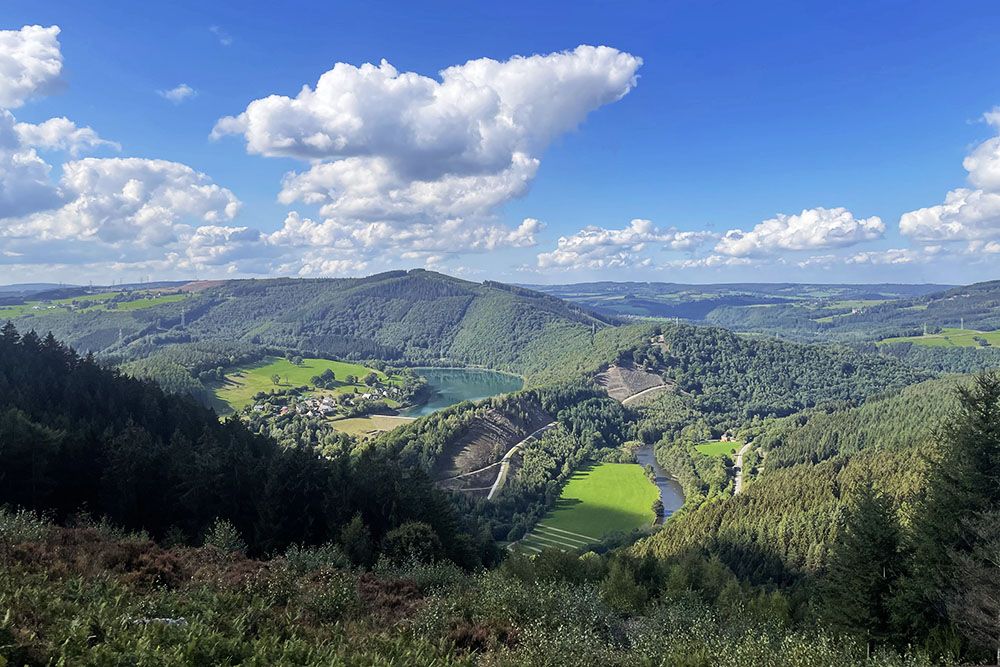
[183,271,613,367]
[4,270,617,380]
[634,375,960,582]
[629,322,927,431]
[706,279,1000,341]
[0,323,493,566]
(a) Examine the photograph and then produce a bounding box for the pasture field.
[879,328,1000,348]
[331,414,416,437]
[822,299,889,309]
[694,440,742,457]
[517,463,657,553]
[0,291,188,318]
[212,356,394,413]
[108,293,189,311]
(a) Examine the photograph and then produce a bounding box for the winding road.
[486,422,556,500]
[733,442,753,494]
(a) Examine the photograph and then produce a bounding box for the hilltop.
[0,270,618,381]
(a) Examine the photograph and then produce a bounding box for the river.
[398,367,524,417]
[634,443,686,522]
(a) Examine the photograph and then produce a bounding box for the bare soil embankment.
[435,400,552,495]
[596,363,666,402]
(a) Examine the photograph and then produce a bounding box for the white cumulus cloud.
[0,110,62,218]
[715,207,885,257]
[900,110,1000,246]
[0,25,62,109]
[14,116,120,155]
[536,218,713,270]
[214,45,641,259]
[0,158,242,263]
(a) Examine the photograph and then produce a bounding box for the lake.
[634,443,686,521]
[399,367,524,417]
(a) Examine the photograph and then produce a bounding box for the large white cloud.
[900,110,1000,244]
[536,218,713,270]
[15,116,119,156]
[0,25,62,108]
[214,45,641,258]
[277,152,539,223]
[0,158,242,263]
[0,110,63,218]
[213,46,640,171]
[715,207,885,257]
[267,211,541,264]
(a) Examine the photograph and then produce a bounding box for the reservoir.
[634,443,686,521]
[399,367,524,417]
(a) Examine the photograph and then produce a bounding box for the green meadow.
[694,440,742,457]
[879,327,1000,348]
[212,356,394,413]
[0,291,188,318]
[517,463,658,553]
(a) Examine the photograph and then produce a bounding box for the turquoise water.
[399,367,523,417]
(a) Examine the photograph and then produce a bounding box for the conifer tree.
[821,478,902,654]
[895,373,1000,647]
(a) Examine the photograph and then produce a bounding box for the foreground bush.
[0,520,934,666]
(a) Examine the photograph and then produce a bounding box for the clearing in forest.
[212,356,394,413]
[517,463,658,553]
[330,414,416,437]
[694,440,743,457]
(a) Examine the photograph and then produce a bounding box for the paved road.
[486,422,556,500]
[733,442,753,494]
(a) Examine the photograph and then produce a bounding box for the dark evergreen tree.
[895,373,1000,649]
[341,514,374,566]
[820,479,902,654]
[945,510,1000,665]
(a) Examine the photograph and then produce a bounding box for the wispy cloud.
[209,25,232,46]
[157,83,196,104]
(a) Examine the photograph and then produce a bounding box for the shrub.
[284,542,350,575]
[0,506,51,544]
[203,518,246,554]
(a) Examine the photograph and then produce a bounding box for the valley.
[2,271,1000,665]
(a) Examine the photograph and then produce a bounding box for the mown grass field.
[330,414,415,437]
[517,463,658,553]
[879,327,1000,348]
[212,356,394,413]
[694,440,742,457]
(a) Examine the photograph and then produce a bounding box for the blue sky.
[3,0,1000,284]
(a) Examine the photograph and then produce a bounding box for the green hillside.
[633,376,961,583]
[1,271,621,385]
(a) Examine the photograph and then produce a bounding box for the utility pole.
[923,323,928,337]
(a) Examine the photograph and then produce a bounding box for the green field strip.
[533,526,592,546]
[525,532,582,550]
[535,524,597,541]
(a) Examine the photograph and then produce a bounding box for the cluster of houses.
[252,383,406,419]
